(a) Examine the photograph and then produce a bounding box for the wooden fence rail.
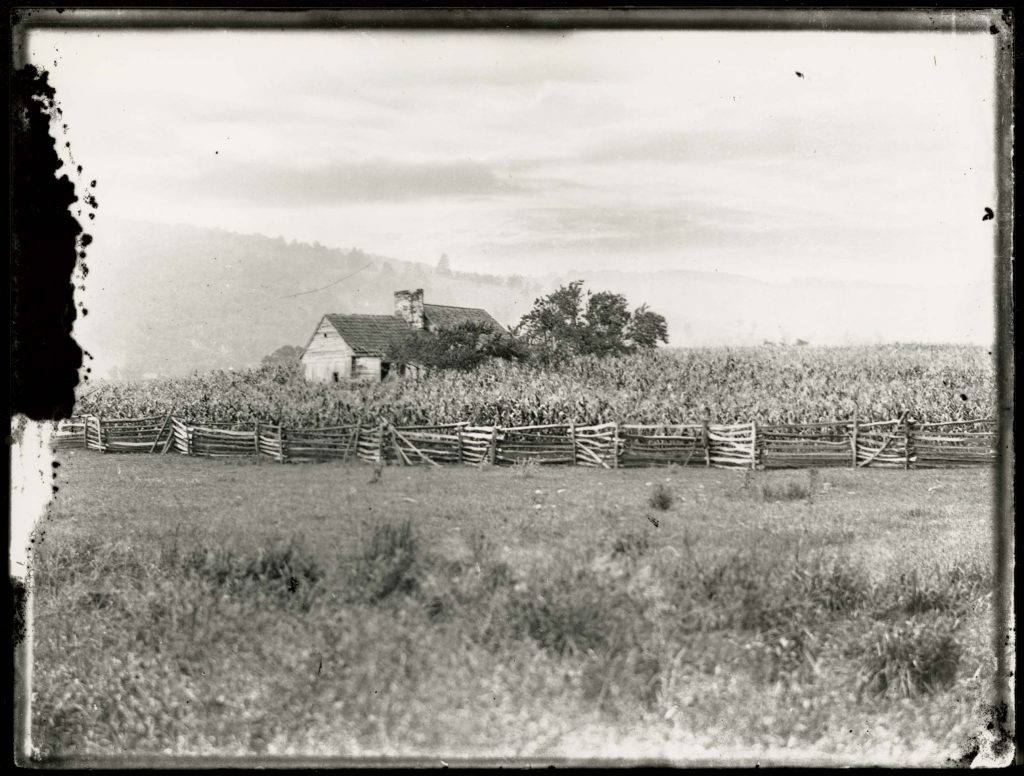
[53,414,998,470]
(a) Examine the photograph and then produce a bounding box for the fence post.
[278,424,286,463]
[378,421,386,464]
[905,418,913,470]
[612,422,619,469]
[850,410,859,469]
[96,416,105,453]
[187,423,193,457]
[488,426,498,465]
[150,413,172,454]
[569,421,577,466]
[161,416,176,455]
[346,420,361,463]
[456,425,464,464]
[702,418,711,467]
[254,420,261,463]
[390,423,405,465]
[750,420,758,470]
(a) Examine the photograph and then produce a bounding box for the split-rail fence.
[53,414,997,470]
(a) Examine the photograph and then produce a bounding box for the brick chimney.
[394,289,425,329]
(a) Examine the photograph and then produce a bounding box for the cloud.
[177,158,529,206]
[29,27,997,295]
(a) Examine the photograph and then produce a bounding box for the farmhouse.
[301,289,505,382]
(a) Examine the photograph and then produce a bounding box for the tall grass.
[347,519,420,602]
[857,616,964,698]
[29,504,990,758]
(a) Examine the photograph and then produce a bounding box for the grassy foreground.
[29,453,997,764]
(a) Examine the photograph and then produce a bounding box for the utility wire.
[279,262,375,299]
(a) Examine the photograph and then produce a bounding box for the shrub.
[648,483,674,511]
[857,615,963,698]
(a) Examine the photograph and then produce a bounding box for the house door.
[381,361,392,380]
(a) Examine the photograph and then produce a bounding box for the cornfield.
[73,345,995,427]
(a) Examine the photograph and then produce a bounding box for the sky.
[28,26,998,288]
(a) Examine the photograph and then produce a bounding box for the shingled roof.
[322,303,506,356]
[324,314,410,355]
[423,304,505,333]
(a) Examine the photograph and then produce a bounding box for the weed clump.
[793,556,871,614]
[503,563,642,656]
[648,483,674,511]
[759,480,810,502]
[612,530,650,559]
[857,615,962,698]
[745,623,821,685]
[181,536,322,592]
[349,519,420,603]
[511,457,538,478]
[880,562,991,617]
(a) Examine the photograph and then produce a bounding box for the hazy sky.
[29,27,998,287]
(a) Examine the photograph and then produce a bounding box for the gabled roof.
[423,304,506,333]
[323,314,410,355]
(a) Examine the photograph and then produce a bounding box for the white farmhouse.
[301,289,504,383]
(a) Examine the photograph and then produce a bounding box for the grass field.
[29,453,998,765]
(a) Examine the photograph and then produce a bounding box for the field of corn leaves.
[28,452,1001,765]
[73,345,995,428]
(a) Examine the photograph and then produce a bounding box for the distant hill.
[77,220,543,378]
[76,220,993,378]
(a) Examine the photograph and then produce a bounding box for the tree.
[386,321,529,372]
[515,281,669,362]
[514,280,587,361]
[582,291,633,357]
[261,344,304,365]
[436,253,452,276]
[627,304,669,349]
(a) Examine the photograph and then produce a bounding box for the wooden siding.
[354,356,383,382]
[302,317,356,382]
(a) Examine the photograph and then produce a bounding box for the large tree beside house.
[513,280,669,362]
[300,289,506,382]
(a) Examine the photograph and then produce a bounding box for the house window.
[381,361,392,380]
[332,372,339,382]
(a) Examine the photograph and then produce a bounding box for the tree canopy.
[514,281,668,362]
